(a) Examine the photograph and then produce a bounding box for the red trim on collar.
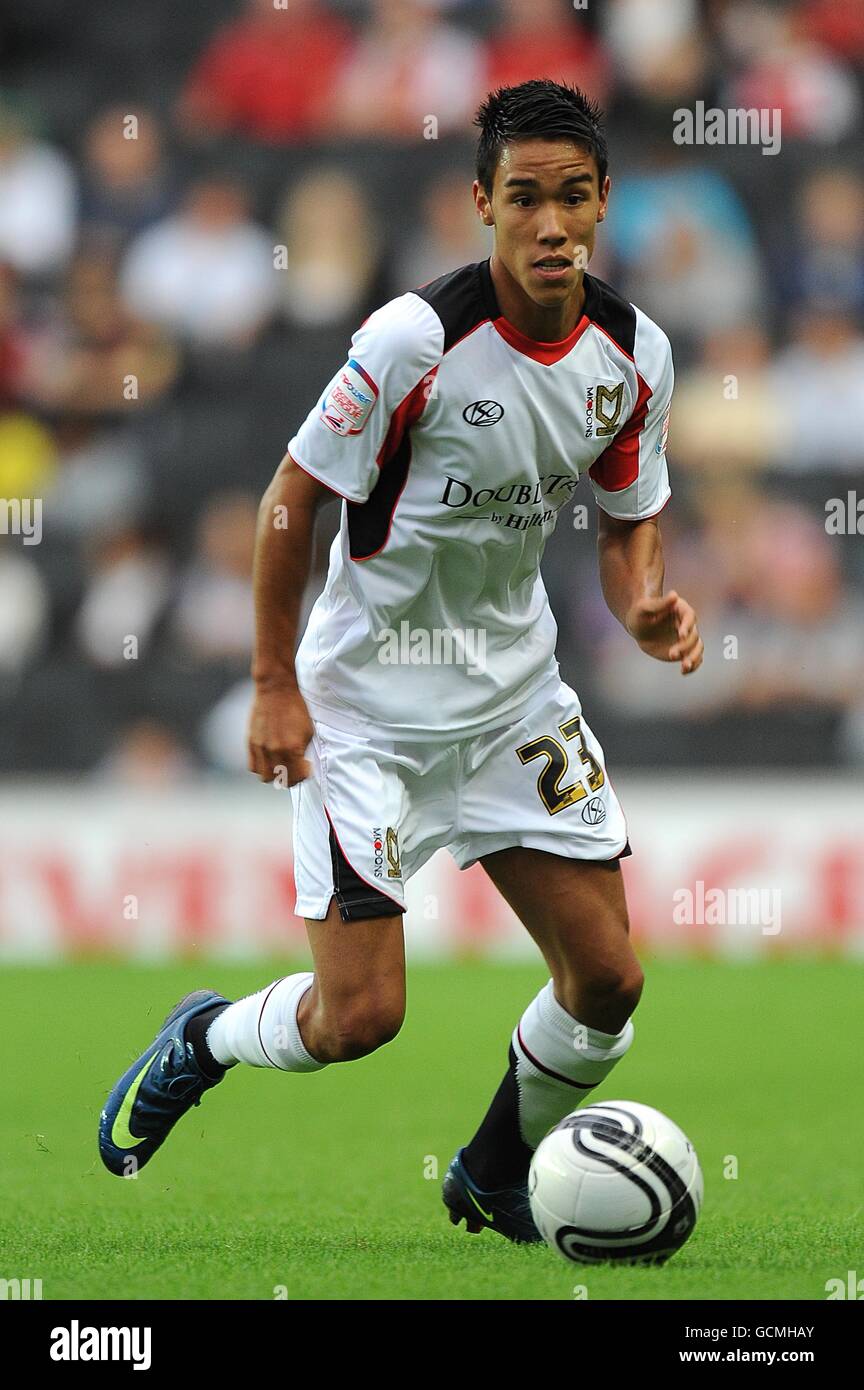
[491,311,591,365]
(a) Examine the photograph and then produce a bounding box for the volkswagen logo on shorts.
[463,400,504,427]
[581,797,606,825]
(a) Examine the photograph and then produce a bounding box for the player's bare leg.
[297,901,406,1062]
[448,848,642,1231]
[98,900,404,1176]
[480,847,642,1033]
[202,898,405,1070]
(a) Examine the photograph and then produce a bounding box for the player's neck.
[488,254,587,343]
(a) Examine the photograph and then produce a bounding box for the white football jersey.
[287,258,673,741]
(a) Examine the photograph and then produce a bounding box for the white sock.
[512,978,634,1148]
[207,972,328,1072]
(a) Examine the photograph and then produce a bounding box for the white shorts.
[290,679,630,921]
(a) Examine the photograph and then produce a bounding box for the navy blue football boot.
[442,1148,544,1243]
[99,989,231,1177]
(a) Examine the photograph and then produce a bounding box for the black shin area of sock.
[461,1043,534,1190]
[186,1004,231,1079]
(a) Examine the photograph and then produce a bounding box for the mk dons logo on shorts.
[385,827,401,879]
[320,358,379,436]
[372,826,401,879]
[585,382,624,439]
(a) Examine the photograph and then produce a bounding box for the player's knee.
[617,965,644,1015]
[323,996,405,1061]
[558,962,644,1030]
[583,964,644,1022]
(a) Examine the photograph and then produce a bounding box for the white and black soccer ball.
[528,1101,703,1265]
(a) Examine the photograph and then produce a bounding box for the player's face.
[474,138,609,308]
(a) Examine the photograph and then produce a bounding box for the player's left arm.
[596,512,703,675]
[590,318,702,675]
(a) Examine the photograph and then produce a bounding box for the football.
[528,1100,703,1265]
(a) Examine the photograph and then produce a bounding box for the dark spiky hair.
[474,79,608,196]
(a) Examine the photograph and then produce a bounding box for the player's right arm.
[248,292,442,783]
[247,450,330,784]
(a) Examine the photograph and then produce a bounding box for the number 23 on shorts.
[515,716,605,816]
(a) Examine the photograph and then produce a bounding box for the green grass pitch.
[1,958,861,1301]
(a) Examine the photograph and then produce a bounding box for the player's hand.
[247,680,315,784]
[624,590,703,675]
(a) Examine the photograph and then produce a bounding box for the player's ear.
[473,177,495,226]
[596,175,611,222]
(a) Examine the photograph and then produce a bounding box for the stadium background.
[0,0,862,959]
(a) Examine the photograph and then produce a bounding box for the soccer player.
[100,80,703,1242]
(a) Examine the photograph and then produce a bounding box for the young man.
[99,80,703,1242]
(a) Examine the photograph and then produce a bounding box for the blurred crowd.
[0,0,863,777]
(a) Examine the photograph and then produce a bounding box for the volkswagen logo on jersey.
[462,400,504,427]
[581,797,606,825]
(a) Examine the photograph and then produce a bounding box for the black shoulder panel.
[582,273,637,359]
[412,260,496,354]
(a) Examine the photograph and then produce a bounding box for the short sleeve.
[589,318,673,521]
[287,293,443,504]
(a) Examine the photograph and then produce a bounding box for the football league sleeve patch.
[319,358,379,439]
[286,293,443,504]
[589,321,674,521]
